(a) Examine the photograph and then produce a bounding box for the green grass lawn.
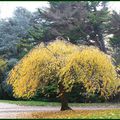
[0,100,120,107]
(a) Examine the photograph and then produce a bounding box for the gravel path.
[0,102,119,118]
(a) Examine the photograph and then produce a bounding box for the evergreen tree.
[38,1,110,53]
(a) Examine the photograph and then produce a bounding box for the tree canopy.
[7,40,118,110]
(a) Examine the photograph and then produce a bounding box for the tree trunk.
[60,92,72,111]
[58,82,72,111]
[93,6,107,54]
[93,25,107,53]
[97,29,107,53]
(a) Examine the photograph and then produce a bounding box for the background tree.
[109,11,120,65]
[7,40,118,110]
[0,7,33,59]
[38,1,110,53]
[28,10,52,42]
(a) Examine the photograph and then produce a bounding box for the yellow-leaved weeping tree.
[7,40,119,111]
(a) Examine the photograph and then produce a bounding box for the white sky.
[108,1,120,13]
[0,1,120,19]
[0,1,49,19]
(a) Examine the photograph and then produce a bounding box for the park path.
[0,102,120,118]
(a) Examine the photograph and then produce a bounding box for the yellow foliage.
[60,48,118,97]
[7,40,118,99]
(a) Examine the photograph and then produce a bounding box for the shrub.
[0,58,8,98]
[0,58,7,83]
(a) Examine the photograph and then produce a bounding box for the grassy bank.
[0,100,120,107]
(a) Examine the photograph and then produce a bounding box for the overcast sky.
[0,1,120,19]
[0,1,49,19]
